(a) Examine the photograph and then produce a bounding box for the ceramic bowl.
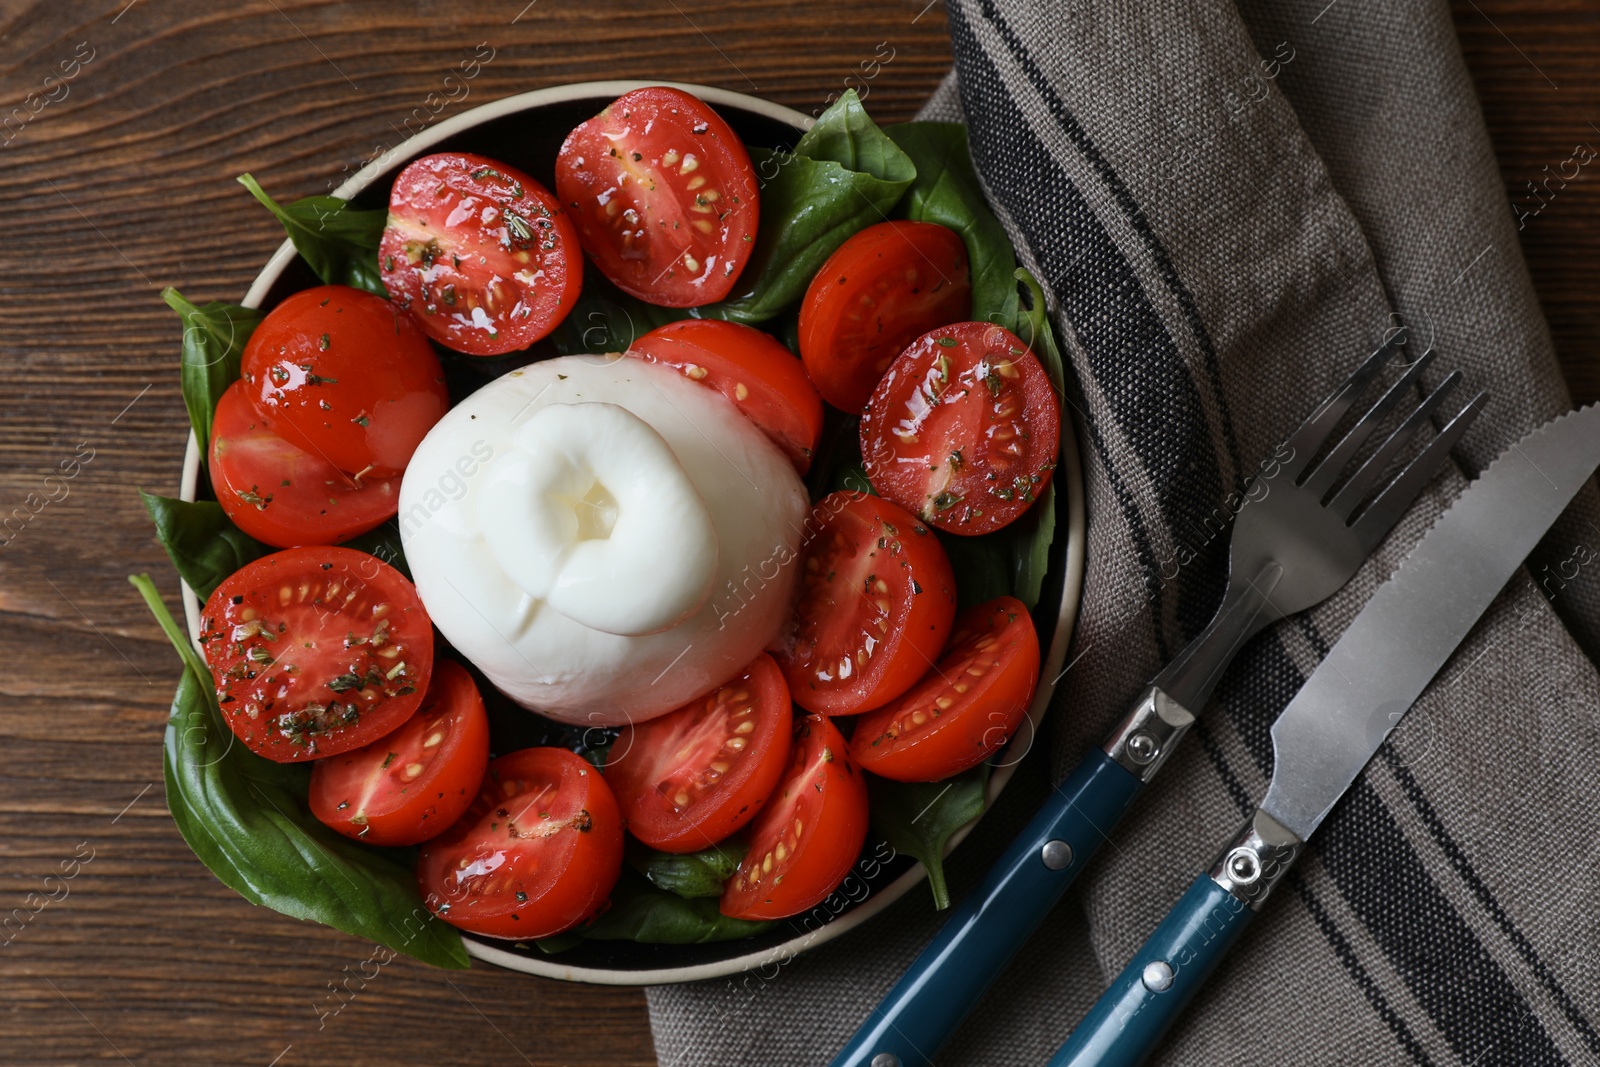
[178,80,1086,985]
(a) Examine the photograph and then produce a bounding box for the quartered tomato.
[380,153,582,355]
[555,86,758,307]
[720,714,868,921]
[199,547,434,762]
[628,320,823,472]
[416,747,624,939]
[239,285,449,478]
[605,653,792,853]
[309,659,490,846]
[774,492,957,716]
[861,322,1060,535]
[210,380,401,548]
[798,221,971,413]
[850,596,1040,782]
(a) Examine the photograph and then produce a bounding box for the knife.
[1047,402,1600,1067]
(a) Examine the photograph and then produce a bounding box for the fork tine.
[1279,328,1407,481]
[1348,390,1489,549]
[1302,350,1437,497]
[1329,370,1462,520]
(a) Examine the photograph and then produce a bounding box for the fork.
[829,330,1485,1067]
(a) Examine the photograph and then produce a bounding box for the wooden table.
[1,2,1594,1064]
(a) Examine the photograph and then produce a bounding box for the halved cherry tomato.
[380,153,582,355]
[798,221,971,413]
[210,380,401,548]
[417,747,624,939]
[628,320,823,472]
[605,653,792,853]
[720,714,868,921]
[861,322,1060,535]
[555,86,759,307]
[773,492,957,716]
[199,547,434,762]
[850,596,1040,782]
[239,285,449,478]
[309,660,490,846]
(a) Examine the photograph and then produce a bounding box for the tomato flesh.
[605,653,792,853]
[210,380,401,548]
[309,659,490,846]
[556,86,759,307]
[861,321,1061,535]
[380,153,582,355]
[850,596,1040,782]
[799,221,971,413]
[416,747,624,939]
[239,284,449,478]
[199,547,434,762]
[628,320,823,472]
[774,492,957,716]
[720,714,868,921]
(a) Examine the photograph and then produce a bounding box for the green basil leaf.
[140,492,265,602]
[704,92,915,324]
[1009,268,1068,609]
[163,288,261,462]
[238,173,388,297]
[551,272,689,355]
[338,521,410,580]
[886,122,1021,331]
[628,840,745,900]
[867,764,989,911]
[568,870,772,945]
[938,531,1014,611]
[129,574,469,970]
[793,88,911,175]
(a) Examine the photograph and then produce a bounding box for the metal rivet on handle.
[1226,848,1260,884]
[1126,731,1159,764]
[1040,840,1074,871]
[870,1055,901,1067]
[1141,960,1175,993]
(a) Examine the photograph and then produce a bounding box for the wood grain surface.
[0,2,1594,1065]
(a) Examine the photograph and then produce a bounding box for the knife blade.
[1048,403,1600,1067]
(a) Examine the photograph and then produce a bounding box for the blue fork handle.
[1047,875,1254,1067]
[829,749,1144,1067]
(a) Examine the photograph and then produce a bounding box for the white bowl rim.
[177,78,1087,987]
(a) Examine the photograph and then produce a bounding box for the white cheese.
[399,354,807,725]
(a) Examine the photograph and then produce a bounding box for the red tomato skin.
[239,285,448,478]
[850,596,1041,782]
[605,653,793,853]
[380,153,582,355]
[774,492,958,716]
[720,714,869,921]
[210,380,401,548]
[199,547,434,763]
[861,321,1061,535]
[417,747,624,940]
[555,86,759,307]
[627,320,823,472]
[798,220,972,413]
[308,660,490,846]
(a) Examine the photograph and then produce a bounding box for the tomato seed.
[733,720,755,736]
[734,382,749,401]
[424,731,445,748]
[662,149,680,166]
[680,154,700,174]
[685,175,706,190]
[727,737,747,752]
[762,852,773,872]
[403,763,424,780]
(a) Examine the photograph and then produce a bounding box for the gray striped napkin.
[648,1,1600,1063]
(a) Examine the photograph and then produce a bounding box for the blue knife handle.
[829,749,1144,1067]
[1047,875,1254,1067]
